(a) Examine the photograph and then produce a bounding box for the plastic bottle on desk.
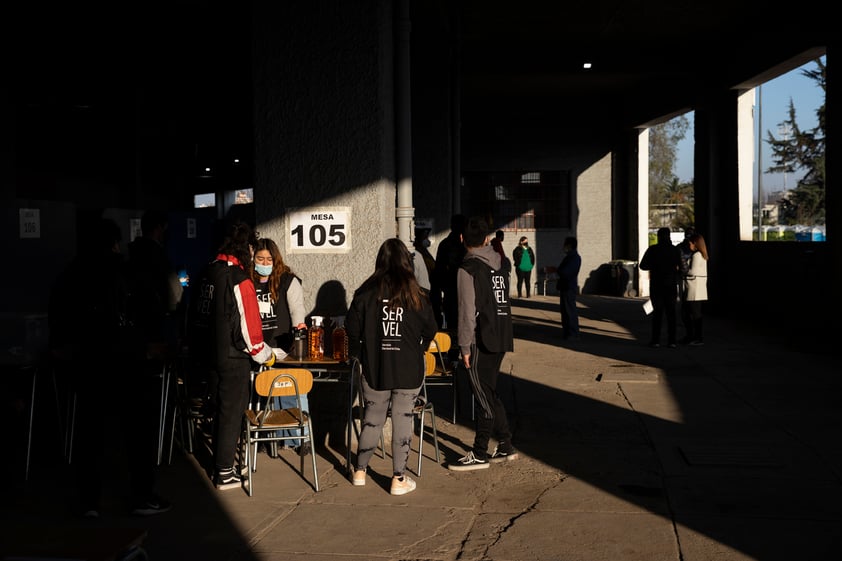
[332,316,348,362]
[308,316,325,360]
[291,326,307,359]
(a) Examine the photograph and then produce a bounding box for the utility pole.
[756,85,764,238]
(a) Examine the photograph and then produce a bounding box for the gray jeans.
[355,376,421,477]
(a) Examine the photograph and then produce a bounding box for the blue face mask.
[255,264,273,276]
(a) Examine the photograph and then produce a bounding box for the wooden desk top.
[280,357,342,366]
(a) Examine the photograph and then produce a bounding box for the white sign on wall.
[19,208,40,238]
[287,207,351,254]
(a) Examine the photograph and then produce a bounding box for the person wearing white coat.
[683,233,709,345]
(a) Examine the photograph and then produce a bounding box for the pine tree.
[765,58,825,225]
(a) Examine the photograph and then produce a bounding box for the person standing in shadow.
[639,227,681,348]
[49,217,171,517]
[557,236,582,340]
[490,232,511,295]
[432,214,467,332]
[127,210,184,352]
[413,228,436,290]
[677,227,696,343]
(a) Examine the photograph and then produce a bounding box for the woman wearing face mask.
[251,238,312,456]
[512,236,535,298]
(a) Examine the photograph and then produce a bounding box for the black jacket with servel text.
[188,254,273,371]
[346,286,438,391]
[457,244,514,356]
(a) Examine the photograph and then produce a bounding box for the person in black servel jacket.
[448,217,518,471]
[49,217,169,517]
[189,221,277,490]
[346,238,438,496]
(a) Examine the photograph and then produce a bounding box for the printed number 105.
[291,223,346,247]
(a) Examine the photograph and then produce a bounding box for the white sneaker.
[351,468,366,486]
[390,474,416,496]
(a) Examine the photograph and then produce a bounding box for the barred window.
[461,170,571,230]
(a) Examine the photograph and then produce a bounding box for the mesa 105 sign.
[287,207,351,253]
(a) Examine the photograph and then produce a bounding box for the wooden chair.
[426,331,458,422]
[242,368,319,494]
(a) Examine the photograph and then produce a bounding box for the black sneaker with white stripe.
[214,468,243,490]
[489,444,519,463]
[447,451,490,471]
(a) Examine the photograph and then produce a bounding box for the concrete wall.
[577,154,614,295]
[251,1,398,317]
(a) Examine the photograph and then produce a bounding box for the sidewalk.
[3,294,841,561]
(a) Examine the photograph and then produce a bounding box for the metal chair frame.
[242,368,319,494]
[63,359,179,466]
[425,331,459,422]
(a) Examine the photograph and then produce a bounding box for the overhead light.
[583,62,592,70]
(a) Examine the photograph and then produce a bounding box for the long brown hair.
[250,238,293,302]
[688,233,709,260]
[356,238,425,311]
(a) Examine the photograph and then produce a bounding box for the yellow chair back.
[254,368,314,398]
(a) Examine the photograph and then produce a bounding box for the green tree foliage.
[765,58,825,225]
[649,115,693,230]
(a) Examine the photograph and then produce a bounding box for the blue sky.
[675,57,825,192]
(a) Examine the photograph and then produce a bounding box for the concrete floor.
[3,294,840,561]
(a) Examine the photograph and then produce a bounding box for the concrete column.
[395,0,414,243]
[637,129,651,298]
[251,1,397,315]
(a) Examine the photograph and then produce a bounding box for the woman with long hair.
[683,232,709,345]
[250,237,311,455]
[346,238,438,495]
